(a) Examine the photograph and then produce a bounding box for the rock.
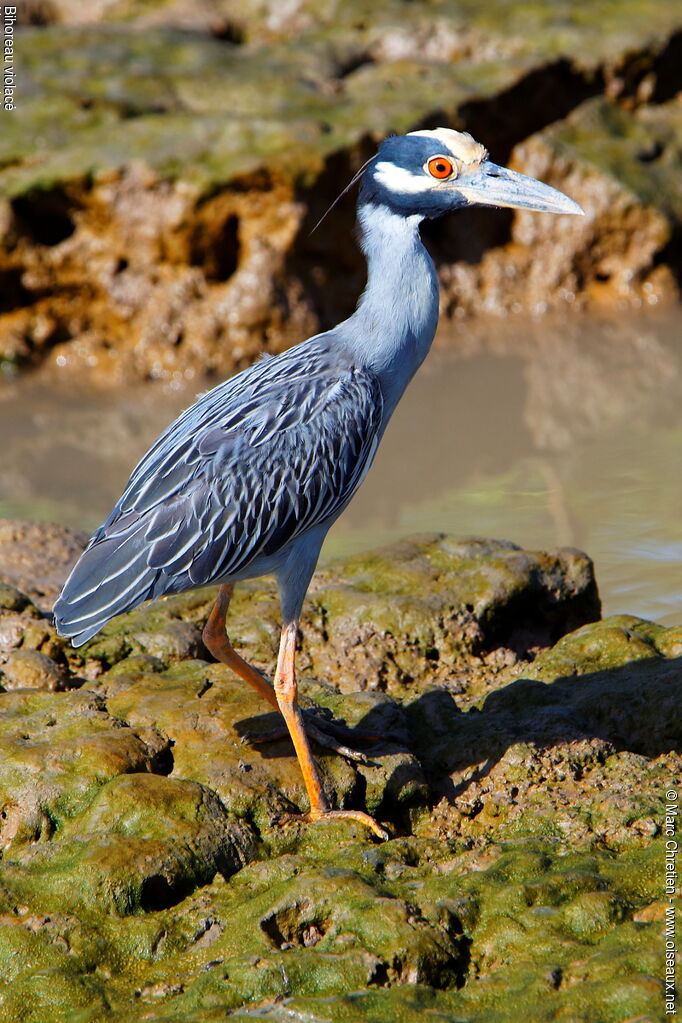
[0,648,69,691]
[0,583,33,613]
[2,8,681,381]
[301,535,601,695]
[2,774,256,916]
[440,94,682,318]
[0,688,171,848]
[130,619,206,662]
[100,662,425,842]
[0,519,87,612]
[0,531,672,1021]
[0,583,47,659]
[0,833,664,1020]
[410,615,682,851]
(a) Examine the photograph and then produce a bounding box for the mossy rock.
[3,5,682,380]
[1,774,255,917]
[409,613,681,850]
[0,837,664,1021]
[301,535,600,694]
[0,531,675,1021]
[0,689,171,848]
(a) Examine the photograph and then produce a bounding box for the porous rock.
[440,95,682,319]
[0,519,87,612]
[2,5,681,382]
[0,529,673,1022]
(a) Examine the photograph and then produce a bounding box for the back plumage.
[53,336,383,646]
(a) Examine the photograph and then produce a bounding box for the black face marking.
[376,134,451,174]
[359,135,469,218]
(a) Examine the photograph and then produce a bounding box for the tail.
[53,525,164,647]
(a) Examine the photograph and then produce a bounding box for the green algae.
[0,689,170,846]
[301,535,600,694]
[2,808,249,920]
[0,836,664,1021]
[0,535,675,1021]
[538,94,682,222]
[66,0,682,68]
[5,0,682,201]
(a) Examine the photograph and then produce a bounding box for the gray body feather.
[54,125,578,647]
[54,338,385,645]
[54,198,440,646]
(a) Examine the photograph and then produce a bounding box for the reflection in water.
[1,309,681,624]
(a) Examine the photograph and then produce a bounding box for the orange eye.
[426,156,454,179]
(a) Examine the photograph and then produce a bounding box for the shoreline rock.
[0,519,88,612]
[1,6,681,383]
[0,522,674,1021]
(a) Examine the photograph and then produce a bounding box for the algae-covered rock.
[0,528,674,1021]
[0,836,666,1021]
[301,535,600,695]
[0,688,171,848]
[0,648,69,692]
[2,773,255,916]
[442,94,682,318]
[410,614,682,851]
[98,661,426,843]
[2,4,681,381]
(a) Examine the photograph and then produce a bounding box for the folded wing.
[53,341,383,646]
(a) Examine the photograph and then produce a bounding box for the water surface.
[1,308,681,624]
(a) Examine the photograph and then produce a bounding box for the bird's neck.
[346,202,440,417]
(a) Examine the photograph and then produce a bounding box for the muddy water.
[1,308,681,624]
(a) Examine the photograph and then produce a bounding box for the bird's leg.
[202,584,280,712]
[273,620,388,840]
[202,586,390,763]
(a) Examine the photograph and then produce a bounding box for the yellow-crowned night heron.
[54,128,582,839]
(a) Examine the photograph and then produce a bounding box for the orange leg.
[202,585,388,840]
[202,584,280,712]
[273,621,388,840]
[203,586,384,762]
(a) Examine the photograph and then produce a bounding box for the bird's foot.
[274,807,389,841]
[246,708,397,765]
[304,708,388,746]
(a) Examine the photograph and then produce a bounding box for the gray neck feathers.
[344,202,440,418]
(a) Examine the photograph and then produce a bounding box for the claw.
[244,718,372,764]
[303,709,408,751]
[242,725,289,745]
[242,705,407,763]
[303,710,379,743]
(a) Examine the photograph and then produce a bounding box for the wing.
[53,339,384,644]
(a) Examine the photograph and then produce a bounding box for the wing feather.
[54,336,384,643]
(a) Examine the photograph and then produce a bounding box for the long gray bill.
[455,161,584,215]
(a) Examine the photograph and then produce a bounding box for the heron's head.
[359,127,582,219]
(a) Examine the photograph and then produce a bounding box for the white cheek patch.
[374,161,434,194]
